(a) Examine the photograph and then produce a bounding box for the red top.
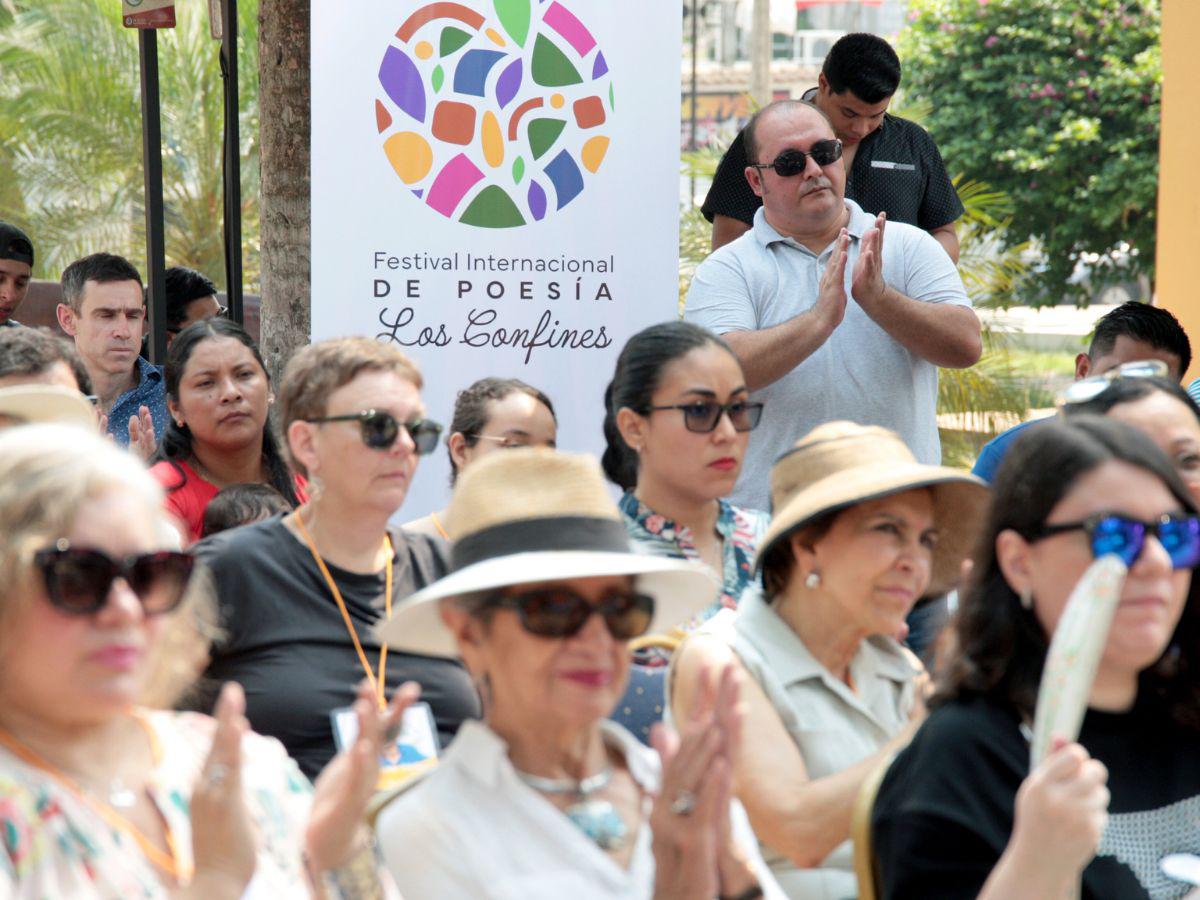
[150,460,307,545]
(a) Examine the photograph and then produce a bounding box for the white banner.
[312,0,682,518]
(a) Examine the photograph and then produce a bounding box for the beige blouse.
[698,588,919,900]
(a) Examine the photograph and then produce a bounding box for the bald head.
[744,100,833,164]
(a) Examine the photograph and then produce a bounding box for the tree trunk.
[749,0,771,108]
[258,0,310,382]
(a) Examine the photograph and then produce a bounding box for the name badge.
[871,160,917,171]
[330,701,441,790]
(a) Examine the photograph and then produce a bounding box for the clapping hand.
[306,679,421,872]
[185,682,257,900]
[851,212,888,308]
[815,228,850,331]
[128,405,157,461]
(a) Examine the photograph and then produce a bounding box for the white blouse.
[375,718,781,900]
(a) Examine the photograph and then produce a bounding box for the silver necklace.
[515,764,629,851]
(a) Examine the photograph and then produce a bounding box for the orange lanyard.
[430,510,450,540]
[0,713,191,883]
[294,512,395,710]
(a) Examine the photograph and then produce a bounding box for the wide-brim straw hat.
[376,449,718,657]
[0,384,95,429]
[755,421,990,596]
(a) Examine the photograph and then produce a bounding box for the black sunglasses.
[648,399,764,434]
[34,542,195,616]
[750,139,843,177]
[304,410,442,454]
[485,588,656,641]
[1028,513,1200,570]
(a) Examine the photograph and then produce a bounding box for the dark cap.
[0,223,34,268]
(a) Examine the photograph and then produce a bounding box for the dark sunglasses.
[303,410,442,454]
[648,399,764,434]
[750,139,843,177]
[1029,513,1200,570]
[34,542,195,616]
[485,588,655,641]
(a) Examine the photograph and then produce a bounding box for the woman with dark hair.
[873,417,1200,899]
[1063,374,1200,507]
[150,319,302,543]
[604,321,768,621]
[405,376,556,539]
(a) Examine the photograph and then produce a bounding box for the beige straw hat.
[756,421,990,595]
[376,449,718,657]
[0,384,95,429]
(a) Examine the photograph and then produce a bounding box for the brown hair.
[761,511,837,599]
[278,337,423,476]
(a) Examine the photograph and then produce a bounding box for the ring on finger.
[670,789,696,817]
[206,762,230,788]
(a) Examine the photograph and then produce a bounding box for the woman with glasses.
[373,449,780,899]
[604,321,769,622]
[0,424,415,897]
[671,421,988,898]
[1061,372,1200,508]
[150,319,303,544]
[405,376,557,539]
[192,337,480,780]
[873,417,1200,899]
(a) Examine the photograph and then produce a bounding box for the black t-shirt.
[191,515,481,780]
[872,695,1200,899]
[701,94,964,232]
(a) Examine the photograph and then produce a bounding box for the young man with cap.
[56,252,164,457]
[0,222,35,328]
[702,33,962,261]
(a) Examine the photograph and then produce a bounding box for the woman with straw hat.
[671,421,989,898]
[373,448,782,899]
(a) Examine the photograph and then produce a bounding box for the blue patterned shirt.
[105,356,168,446]
[618,492,770,624]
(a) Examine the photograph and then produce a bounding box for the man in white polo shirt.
[685,99,981,510]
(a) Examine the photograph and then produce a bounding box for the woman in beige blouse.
[671,421,989,899]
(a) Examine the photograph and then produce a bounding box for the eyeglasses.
[485,588,656,641]
[1028,513,1200,570]
[750,139,843,177]
[303,410,443,454]
[647,399,764,434]
[34,541,195,616]
[1057,359,1171,409]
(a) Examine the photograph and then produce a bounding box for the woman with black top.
[194,337,480,780]
[873,417,1200,900]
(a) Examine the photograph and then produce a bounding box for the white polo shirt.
[684,199,971,510]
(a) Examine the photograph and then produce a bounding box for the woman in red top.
[150,319,303,543]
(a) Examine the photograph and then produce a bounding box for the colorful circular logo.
[375,1,614,229]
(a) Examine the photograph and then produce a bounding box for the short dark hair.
[602,320,738,490]
[743,99,831,167]
[447,377,556,485]
[936,416,1200,732]
[0,326,92,394]
[1063,375,1200,424]
[163,266,218,332]
[201,482,292,538]
[60,253,143,314]
[1088,301,1191,378]
[822,33,901,104]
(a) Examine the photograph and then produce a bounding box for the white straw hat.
[376,449,718,657]
[756,421,990,595]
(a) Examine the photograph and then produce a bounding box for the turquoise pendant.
[566,799,628,851]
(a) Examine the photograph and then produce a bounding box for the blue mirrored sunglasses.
[1030,513,1200,570]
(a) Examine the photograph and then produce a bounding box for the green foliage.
[0,0,260,289]
[898,0,1161,305]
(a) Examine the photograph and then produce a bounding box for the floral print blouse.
[0,709,313,899]
[619,492,770,624]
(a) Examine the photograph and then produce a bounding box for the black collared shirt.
[701,91,964,232]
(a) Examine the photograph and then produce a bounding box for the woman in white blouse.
[671,421,989,899]
[375,449,780,899]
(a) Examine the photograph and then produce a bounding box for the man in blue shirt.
[56,253,166,457]
[973,301,1191,482]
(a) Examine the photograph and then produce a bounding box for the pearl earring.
[804,571,821,590]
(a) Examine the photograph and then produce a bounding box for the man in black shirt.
[702,33,963,262]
